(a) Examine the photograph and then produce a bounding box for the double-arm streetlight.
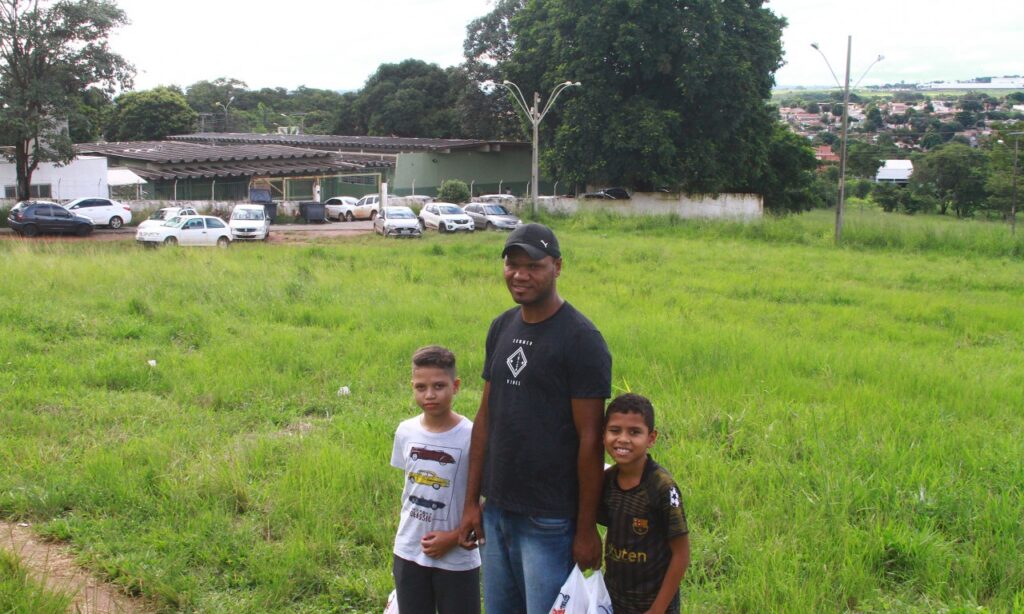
[487,79,581,215]
[214,96,235,133]
[812,38,883,244]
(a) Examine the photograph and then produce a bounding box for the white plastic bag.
[549,565,590,614]
[585,569,612,614]
[383,589,399,614]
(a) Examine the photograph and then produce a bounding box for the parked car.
[135,215,232,247]
[332,194,382,221]
[228,204,270,241]
[418,202,474,233]
[409,446,455,465]
[7,201,94,237]
[463,202,522,231]
[408,470,451,490]
[374,206,423,238]
[409,495,446,510]
[401,195,433,211]
[137,207,199,231]
[477,194,518,206]
[581,187,630,200]
[323,196,358,221]
[62,197,133,228]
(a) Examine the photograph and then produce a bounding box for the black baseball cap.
[501,223,561,260]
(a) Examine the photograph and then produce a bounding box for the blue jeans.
[482,504,575,614]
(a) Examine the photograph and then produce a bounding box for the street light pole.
[214,96,235,133]
[812,39,883,244]
[491,80,581,216]
[1009,131,1023,236]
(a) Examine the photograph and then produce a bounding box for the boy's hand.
[421,530,459,558]
[458,501,484,549]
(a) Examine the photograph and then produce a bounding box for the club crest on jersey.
[632,517,649,536]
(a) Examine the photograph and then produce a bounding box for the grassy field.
[1,209,1023,612]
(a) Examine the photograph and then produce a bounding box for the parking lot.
[0,220,375,243]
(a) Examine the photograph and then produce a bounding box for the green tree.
[68,87,113,143]
[910,142,988,217]
[436,179,471,204]
[482,0,784,192]
[353,60,459,138]
[759,123,820,212]
[0,0,133,200]
[844,141,884,179]
[105,86,196,141]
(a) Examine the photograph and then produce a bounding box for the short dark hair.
[606,393,655,431]
[412,345,457,378]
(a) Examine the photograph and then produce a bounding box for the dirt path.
[1,521,153,614]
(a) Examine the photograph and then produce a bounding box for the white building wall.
[536,192,763,219]
[0,155,108,200]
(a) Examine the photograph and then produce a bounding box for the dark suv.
[7,201,94,237]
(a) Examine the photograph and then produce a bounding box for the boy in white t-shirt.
[391,345,481,614]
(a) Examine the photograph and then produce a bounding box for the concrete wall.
[535,192,763,219]
[0,155,108,200]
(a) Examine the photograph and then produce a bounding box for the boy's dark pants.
[393,555,481,614]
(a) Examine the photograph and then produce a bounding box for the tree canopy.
[471,0,786,193]
[106,86,197,141]
[0,0,133,200]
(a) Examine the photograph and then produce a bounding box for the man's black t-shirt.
[481,302,612,517]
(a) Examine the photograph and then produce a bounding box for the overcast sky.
[110,0,1024,93]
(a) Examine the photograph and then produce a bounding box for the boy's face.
[604,411,656,467]
[411,366,460,418]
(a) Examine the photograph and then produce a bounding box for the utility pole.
[812,39,884,244]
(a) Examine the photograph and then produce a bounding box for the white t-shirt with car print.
[391,415,480,571]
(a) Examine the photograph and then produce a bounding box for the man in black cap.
[460,223,612,613]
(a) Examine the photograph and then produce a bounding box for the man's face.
[503,247,561,306]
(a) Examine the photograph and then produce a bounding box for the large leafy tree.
[480,0,785,192]
[105,86,197,141]
[0,0,133,201]
[353,60,459,138]
[910,142,988,217]
[760,123,821,212]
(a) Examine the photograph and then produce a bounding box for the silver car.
[374,206,422,238]
[463,203,522,231]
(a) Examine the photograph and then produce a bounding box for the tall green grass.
[0,550,72,613]
[1,210,1022,612]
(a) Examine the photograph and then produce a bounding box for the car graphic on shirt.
[409,495,447,510]
[408,470,451,489]
[409,446,455,465]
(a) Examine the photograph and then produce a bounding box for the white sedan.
[136,215,232,247]
[63,197,133,229]
[419,203,474,233]
[324,196,358,221]
[137,207,199,231]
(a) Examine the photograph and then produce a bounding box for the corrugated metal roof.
[76,141,331,164]
[167,132,528,153]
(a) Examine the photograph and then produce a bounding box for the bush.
[436,180,470,204]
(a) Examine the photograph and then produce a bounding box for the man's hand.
[458,501,484,549]
[421,530,459,559]
[572,523,602,570]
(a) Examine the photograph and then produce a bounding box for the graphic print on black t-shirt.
[405,441,463,523]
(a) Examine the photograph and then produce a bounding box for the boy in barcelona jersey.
[599,393,690,614]
[391,346,480,614]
